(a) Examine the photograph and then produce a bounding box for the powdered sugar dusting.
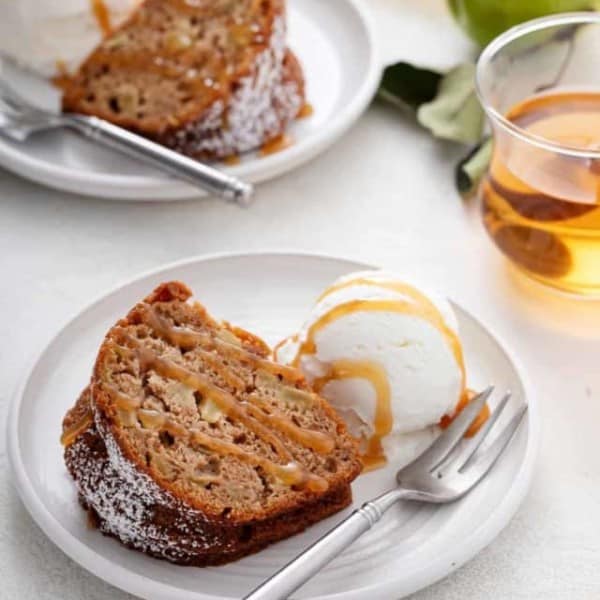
[164,15,303,158]
[65,407,234,563]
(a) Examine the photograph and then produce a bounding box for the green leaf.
[455,137,493,197]
[378,62,442,111]
[417,63,485,144]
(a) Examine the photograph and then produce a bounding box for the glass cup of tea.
[476,13,600,297]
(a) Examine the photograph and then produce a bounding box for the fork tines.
[402,386,528,493]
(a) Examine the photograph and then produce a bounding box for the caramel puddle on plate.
[260,134,294,156]
[297,103,314,119]
[223,155,241,166]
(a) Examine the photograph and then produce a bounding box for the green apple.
[448,0,600,46]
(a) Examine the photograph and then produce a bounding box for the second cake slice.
[58,0,305,159]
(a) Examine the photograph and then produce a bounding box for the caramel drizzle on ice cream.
[292,277,477,467]
[314,277,466,387]
[440,388,491,437]
[313,359,391,471]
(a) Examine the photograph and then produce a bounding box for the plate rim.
[7,251,541,600]
[0,0,381,201]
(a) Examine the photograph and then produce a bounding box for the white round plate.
[0,0,379,201]
[7,252,539,599]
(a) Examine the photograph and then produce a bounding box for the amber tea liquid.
[481,91,600,296]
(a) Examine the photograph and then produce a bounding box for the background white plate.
[7,253,539,600]
[0,0,379,201]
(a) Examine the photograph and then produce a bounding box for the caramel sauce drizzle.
[246,394,335,453]
[107,368,327,492]
[272,334,298,360]
[260,134,294,156]
[223,155,241,166]
[313,360,391,471]
[111,399,326,492]
[138,339,330,454]
[63,303,334,492]
[91,0,112,36]
[132,343,293,462]
[189,428,327,492]
[292,277,481,467]
[193,345,247,390]
[291,298,466,382]
[61,409,94,447]
[313,278,466,386]
[439,388,490,438]
[140,304,301,381]
[55,1,262,108]
[60,383,142,447]
[108,307,334,491]
[55,60,68,77]
[297,103,314,119]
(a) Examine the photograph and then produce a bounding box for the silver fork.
[0,80,253,205]
[244,387,527,600]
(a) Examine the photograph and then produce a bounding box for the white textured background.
[2,1,600,598]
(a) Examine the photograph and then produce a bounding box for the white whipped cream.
[0,0,141,77]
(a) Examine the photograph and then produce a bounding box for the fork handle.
[243,489,409,600]
[64,114,253,205]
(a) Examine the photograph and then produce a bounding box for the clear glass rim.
[476,11,600,160]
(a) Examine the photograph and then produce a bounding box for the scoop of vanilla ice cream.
[275,270,465,466]
[0,0,141,77]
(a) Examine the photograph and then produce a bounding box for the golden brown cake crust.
[62,282,361,565]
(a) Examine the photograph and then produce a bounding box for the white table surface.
[2,1,600,599]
